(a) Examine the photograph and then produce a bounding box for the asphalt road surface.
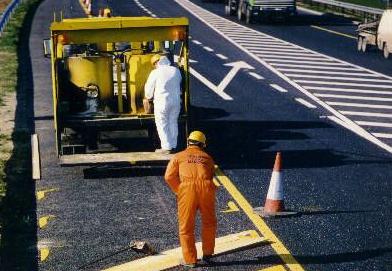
[21,0,392,270]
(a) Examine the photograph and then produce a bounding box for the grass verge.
[0,0,41,268]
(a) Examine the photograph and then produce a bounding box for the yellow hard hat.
[151,54,161,65]
[188,131,206,146]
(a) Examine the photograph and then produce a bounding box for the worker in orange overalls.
[164,131,217,268]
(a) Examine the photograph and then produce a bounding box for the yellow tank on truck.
[66,56,114,104]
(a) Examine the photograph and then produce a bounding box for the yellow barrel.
[125,53,154,113]
[66,56,113,103]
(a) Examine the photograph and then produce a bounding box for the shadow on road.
[0,0,42,270]
[195,246,392,268]
[194,119,392,170]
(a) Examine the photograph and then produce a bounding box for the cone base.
[253,207,298,218]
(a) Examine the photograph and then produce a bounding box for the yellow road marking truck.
[46,16,190,166]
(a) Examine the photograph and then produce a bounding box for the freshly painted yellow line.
[214,167,305,271]
[103,230,264,271]
[221,200,240,213]
[40,248,50,262]
[36,188,59,201]
[38,215,55,229]
[259,265,287,271]
[311,25,356,40]
[213,176,221,187]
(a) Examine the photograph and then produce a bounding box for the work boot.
[180,262,196,269]
[202,255,214,264]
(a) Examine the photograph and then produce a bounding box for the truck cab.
[226,0,297,24]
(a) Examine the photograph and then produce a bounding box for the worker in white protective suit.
[145,54,182,154]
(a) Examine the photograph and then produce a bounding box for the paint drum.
[66,56,114,105]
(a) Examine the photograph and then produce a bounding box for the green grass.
[338,0,386,9]
[0,0,37,195]
[0,0,41,246]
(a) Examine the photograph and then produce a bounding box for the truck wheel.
[384,43,390,59]
[237,4,243,21]
[361,38,367,53]
[225,5,231,15]
[357,37,363,52]
[245,8,252,24]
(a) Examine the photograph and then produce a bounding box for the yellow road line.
[36,188,59,201]
[214,167,305,271]
[259,265,287,271]
[39,247,50,262]
[38,215,55,229]
[221,200,240,213]
[311,25,356,40]
[103,230,264,271]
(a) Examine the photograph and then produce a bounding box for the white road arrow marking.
[190,61,253,100]
[190,68,233,100]
[217,61,254,92]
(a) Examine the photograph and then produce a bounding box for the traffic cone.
[254,152,297,217]
[87,3,92,15]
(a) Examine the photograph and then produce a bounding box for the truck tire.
[237,4,243,21]
[357,37,363,52]
[225,5,231,15]
[245,8,252,24]
[361,38,367,53]
[384,43,390,59]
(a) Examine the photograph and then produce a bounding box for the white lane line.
[174,0,392,155]
[203,46,214,52]
[315,93,392,102]
[254,51,316,57]
[372,133,392,139]
[304,86,392,95]
[287,74,392,83]
[270,84,288,93]
[295,98,317,108]
[271,63,361,71]
[216,53,228,60]
[267,59,347,65]
[134,0,156,17]
[192,40,202,45]
[356,121,392,128]
[280,69,381,77]
[296,80,392,89]
[261,55,328,61]
[242,43,294,48]
[340,111,392,118]
[189,67,233,100]
[249,72,264,80]
[229,37,275,42]
[248,48,309,53]
[327,101,392,109]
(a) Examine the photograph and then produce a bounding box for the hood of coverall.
[156,56,171,67]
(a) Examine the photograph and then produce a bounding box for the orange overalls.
[164,145,216,264]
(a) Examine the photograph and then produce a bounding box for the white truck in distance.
[357,9,392,59]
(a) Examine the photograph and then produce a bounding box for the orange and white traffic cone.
[254,152,297,217]
[87,3,92,15]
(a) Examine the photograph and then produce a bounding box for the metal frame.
[50,16,190,157]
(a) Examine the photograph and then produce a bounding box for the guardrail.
[301,0,385,19]
[0,0,22,37]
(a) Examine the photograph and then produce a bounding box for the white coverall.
[144,56,182,150]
